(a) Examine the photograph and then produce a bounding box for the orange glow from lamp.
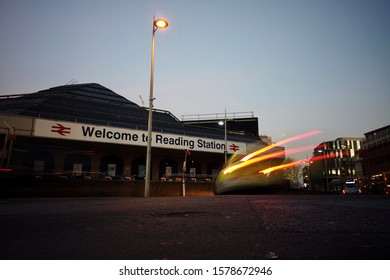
[154,19,168,29]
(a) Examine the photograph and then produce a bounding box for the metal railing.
[181,111,254,121]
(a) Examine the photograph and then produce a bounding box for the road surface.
[1,195,389,259]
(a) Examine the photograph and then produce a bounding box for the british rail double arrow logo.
[51,123,71,136]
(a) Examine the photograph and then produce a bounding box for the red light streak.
[241,130,321,162]
[0,168,12,172]
[223,149,285,174]
[259,152,342,174]
[260,160,306,174]
[223,145,316,175]
[221,129,350,181]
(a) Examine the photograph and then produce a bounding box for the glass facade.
[309,137,365,191]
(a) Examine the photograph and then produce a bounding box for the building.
[181,111,259,137]
[0,83,270,183]
[309,137,365,191]
[361,125,390,193]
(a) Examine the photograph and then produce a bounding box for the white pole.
[145,17,157,197]
[182,151,187,196]
[224,108,227,164]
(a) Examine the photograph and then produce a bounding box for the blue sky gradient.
[1,0,389,153]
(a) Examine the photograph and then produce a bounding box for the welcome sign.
[34,119,246,154]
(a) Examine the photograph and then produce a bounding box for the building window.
[64,154,91,178]
[159,159,178,180]
[100,155,123,178]
[33,160,45,173]
[131,157,146,180]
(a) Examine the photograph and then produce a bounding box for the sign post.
[182,149,191,196]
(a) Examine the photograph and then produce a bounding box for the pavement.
[1,195,389,260]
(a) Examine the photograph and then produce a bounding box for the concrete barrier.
[0,178,214,197]
[1,177,328,197]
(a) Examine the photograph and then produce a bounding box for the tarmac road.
[0,195,389,260]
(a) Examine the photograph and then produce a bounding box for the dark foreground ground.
[1,195,389,260]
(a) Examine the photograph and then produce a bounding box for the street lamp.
[144,16,169,197]
[302,156,313,190]
[218,109,228,164]
[318,145,329,191]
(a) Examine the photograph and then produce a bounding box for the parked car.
[341,183,360,195]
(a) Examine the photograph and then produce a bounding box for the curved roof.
[0,83,257,142]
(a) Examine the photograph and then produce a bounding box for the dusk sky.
[1,0,389,156]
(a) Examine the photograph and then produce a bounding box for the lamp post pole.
[224,109,227,164]
[144,17,168,197]
[218,110,228,164]
[324,147,329,191]
[320,143,329,192]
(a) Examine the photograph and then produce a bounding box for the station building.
[0,83,269,182]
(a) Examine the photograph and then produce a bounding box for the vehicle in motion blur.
[213,146,286,194]
[213,130,323,194]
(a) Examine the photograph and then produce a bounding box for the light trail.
[223,149,285,174]
[240,130,321,162]
[259,160,306,174]
[223,145,315,175]
[259,152,342,174]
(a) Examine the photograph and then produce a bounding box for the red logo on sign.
[229,143,239,152]
[51,123,71,136]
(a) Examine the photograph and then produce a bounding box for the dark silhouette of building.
[361,125,390,193]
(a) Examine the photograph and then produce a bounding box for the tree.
[282,157,302,188]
